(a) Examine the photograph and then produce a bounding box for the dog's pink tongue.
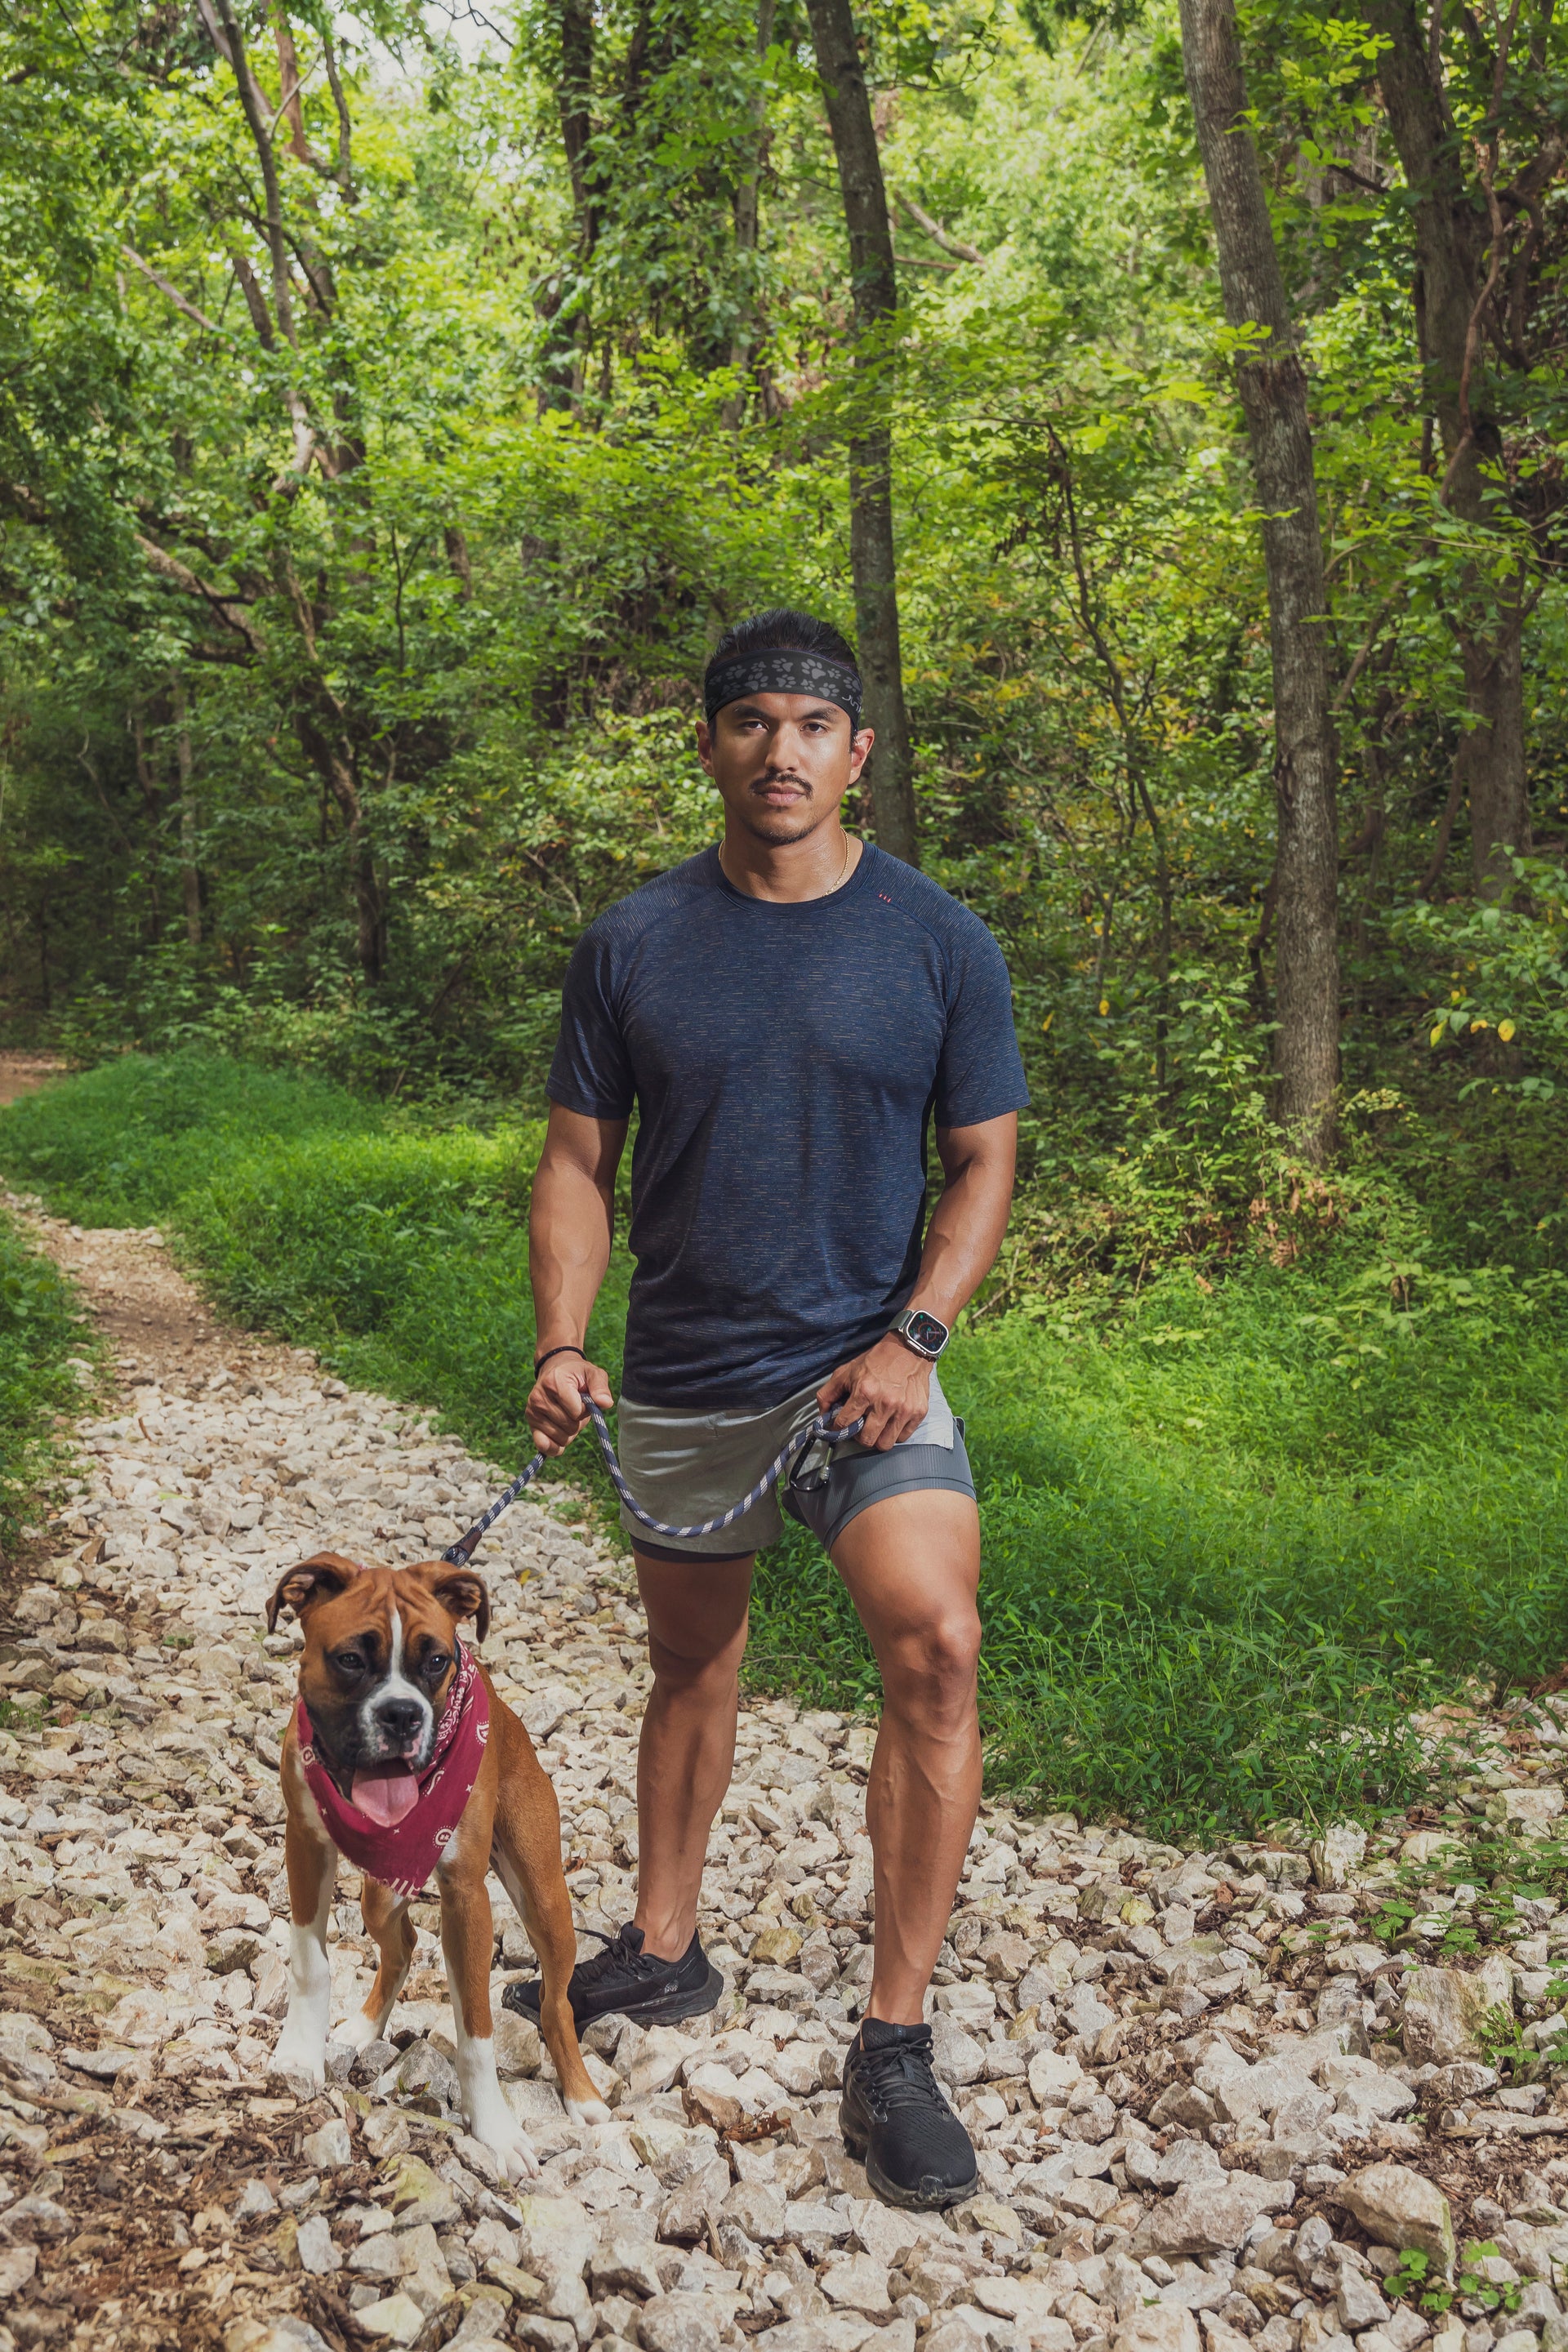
[350,1769,418,1827]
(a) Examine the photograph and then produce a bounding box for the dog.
[265,1550,608,2179]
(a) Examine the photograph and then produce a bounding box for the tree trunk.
[293,706,386,985]
[270,7,314,167]
[542,0,596,413]
[1461,619,1528,893]
[1369,0,1530,898]
[804,0,919,867]
[172,680,202,947]
[129,707,164,934]
[733,0,776,270]
[719,0,777,420]
[1179,0,1340,1161]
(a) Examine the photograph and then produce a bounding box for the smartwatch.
[889,1306,951,1361]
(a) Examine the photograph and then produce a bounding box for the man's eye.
[333,1652,365,1676]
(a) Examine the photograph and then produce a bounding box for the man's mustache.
[751,768,813,791]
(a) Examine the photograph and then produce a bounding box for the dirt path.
[0,1058,64,1111]
[0,1214,1562,2352]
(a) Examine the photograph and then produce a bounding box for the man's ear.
[428,1567,490,1646]
[266,1554,363,1633]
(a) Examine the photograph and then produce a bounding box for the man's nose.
[376,1698,425,1743]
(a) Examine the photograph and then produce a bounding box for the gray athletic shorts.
[612,1369,975,1561]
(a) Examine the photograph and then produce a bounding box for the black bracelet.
[533,1343,586,1376]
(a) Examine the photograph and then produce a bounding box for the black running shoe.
[840,2018,981,2211]
[501,1921,723,2030]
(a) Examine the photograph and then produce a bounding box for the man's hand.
[818,1335,932,1453]
[527,1352,614,1458]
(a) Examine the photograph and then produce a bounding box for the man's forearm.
[529,1156,615,1356]
[906,1125,1017,1330]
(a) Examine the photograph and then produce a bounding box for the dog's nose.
[376,1699,425,1744]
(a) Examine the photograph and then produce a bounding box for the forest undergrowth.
[4,1051,1566,1844]
[0,1204,91,1553]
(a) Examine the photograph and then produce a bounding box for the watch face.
[904,1310,947,1355]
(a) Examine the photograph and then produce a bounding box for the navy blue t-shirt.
[547,843,1030,1408]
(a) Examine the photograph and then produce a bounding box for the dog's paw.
[479,2116,541,2184]
[333,2008,385,2053]
[269,2041,326,2098]
[564,2095,612,2126]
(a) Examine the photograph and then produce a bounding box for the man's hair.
[706,608,859,685]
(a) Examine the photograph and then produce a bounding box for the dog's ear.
[266,1553,363,1632]
[429,1566,490,1646]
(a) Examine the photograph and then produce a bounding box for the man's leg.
[831,1489,982,2023]
[630,1550,754,1960]
[831,1486,984,2208]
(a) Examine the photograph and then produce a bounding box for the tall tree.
[804,0,920,867]
[541,0,597,411]
[1179,0,1340,1161]
[1368,0,1565,901]
[172,684,201,949]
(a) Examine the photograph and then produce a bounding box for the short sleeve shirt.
[548,843,1029,1409]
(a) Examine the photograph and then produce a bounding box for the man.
[506,608,1027,2210]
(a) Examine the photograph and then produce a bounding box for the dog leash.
[440,1390,868,1568]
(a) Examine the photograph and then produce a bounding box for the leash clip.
[789,1408,866,1493]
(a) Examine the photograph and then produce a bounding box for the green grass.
[7,1051,1568,1841]
[0,1210,92,1552]
[0,1053,626,1477]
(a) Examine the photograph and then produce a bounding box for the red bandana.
[296,1644,490,1900]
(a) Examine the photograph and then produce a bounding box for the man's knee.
[882,1606,982,1730]
[646,1611,750,1694]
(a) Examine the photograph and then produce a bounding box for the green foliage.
[14,1053,1568,1840]
[1388,2246,1521,2322]
[1394,859,1568,1105]
[0,1056,384,1228]
[1,0,1561,1225]
[0,1052,624,1494]
[0,1210,90,1550]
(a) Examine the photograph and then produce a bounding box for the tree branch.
[135,535,265,657]
[892,189,986,265]
[270,11,323,167]
[1499,129,1566,212]
[198,0,297,345]
[1332,586,1401,711]
[321,34,354,194]
[121,246,227,336]
[1437,150,1512,506]
[1417,743,1466,894]
[226,246,276,349]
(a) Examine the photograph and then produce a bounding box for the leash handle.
[442,1383,867,1565]
[581,1392,866,1542]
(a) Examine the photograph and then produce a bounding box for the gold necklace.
[720,831,857,899]
[822,831,854,897]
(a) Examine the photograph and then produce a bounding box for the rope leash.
[441,1390,867,1568]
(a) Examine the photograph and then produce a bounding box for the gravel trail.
[2,1207,1568,2352]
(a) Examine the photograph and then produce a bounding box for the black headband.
[704,648,862,729]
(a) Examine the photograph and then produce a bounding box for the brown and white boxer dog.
[266,1550,608,2179]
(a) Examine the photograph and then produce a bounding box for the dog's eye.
[332,1651,365,1677]
[422,1651,448,1681]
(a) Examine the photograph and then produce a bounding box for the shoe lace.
[857,2032,950,2116]
[573,1924,664,1990]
